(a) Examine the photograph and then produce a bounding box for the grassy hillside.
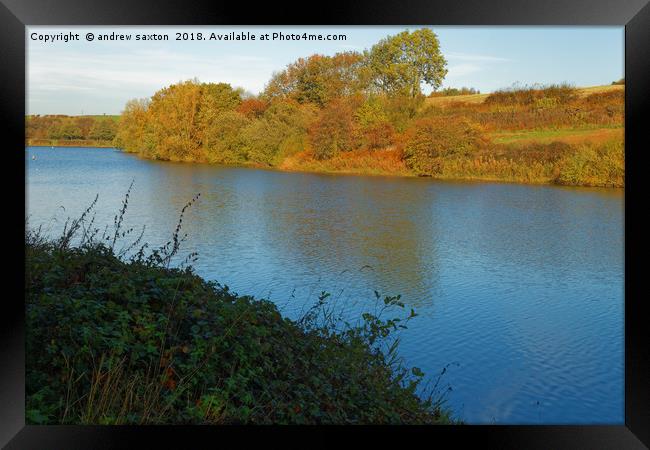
[425,84,623,106]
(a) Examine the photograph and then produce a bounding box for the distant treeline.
[428,87,480,97]
[26,115,118,143]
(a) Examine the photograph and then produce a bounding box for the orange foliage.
[308,99,358,159]
[236,98,268,119]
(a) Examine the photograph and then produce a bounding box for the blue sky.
[26,26,624,115]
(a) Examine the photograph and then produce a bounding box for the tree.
[199,83,243,116]
[308,99,358,160]
[354,96,395,149]
[202,111,250,164]
[114,99,150,153]
[88,119,117,141]
[366,28,447,98]
[263,52,369,106]
[146,80,205,161]
[242,100,316,165]
[236,98,268,119]
[54,121,83,140]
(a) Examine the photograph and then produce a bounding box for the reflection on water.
[26,147,624,424]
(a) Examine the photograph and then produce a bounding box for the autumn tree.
[52,121,83,140]
[354,96,395,149]
[236,98,268,119]
[202,111,250,164]
[242,100,317,165]
[366,28,447,98]
[263,52,369,107]
[74,117,95,138]
[309,98,358,160]
[143,80,205,160]
[88,119,117,141]
[114,99,151,153]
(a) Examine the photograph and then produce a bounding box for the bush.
[556,141,624,187]
[385,95,426,132]
[403,117,489,175]
[485,83,578,106]
[26,198,453,425]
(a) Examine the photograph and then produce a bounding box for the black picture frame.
[2,0,648,448]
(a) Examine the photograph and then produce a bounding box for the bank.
[25,219,455,425]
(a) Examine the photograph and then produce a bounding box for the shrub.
[384,95,426,132]
[403,117,489,175]
[25,196,454,425]
[556,140,624,187]
[485,83,578,106]
[362,122,395,150]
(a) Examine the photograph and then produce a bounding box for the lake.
[25,146,624,424]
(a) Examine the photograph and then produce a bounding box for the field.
[425,84,623,106]
[426,85,624,152]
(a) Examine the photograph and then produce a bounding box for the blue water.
[26,146,624,424]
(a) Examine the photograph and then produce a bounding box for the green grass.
[490,126,623,145]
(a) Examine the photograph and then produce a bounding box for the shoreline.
[26,139,116,148]
[27,143,624,189]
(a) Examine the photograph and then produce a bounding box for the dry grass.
[425,93,488,107]
[577,84,624,96]
[425,84,623,108]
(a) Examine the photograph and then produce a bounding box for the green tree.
[55,121,83,140]
[242,100,316,165]
[366,28,447,98]
[202,111,250,164]
[88,119,117,141]
[355,96,395,149]
[199,83,243,116]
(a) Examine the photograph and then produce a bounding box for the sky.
[26,26,624,116]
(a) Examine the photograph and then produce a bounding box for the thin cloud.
[447,63,482,78]
[446,51,511,62]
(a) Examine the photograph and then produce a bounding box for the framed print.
[2,0,649,448]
